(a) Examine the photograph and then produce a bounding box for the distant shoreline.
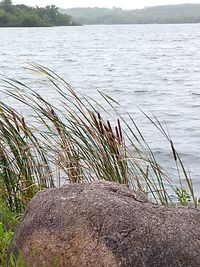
[0,24,81,28]
[1,22,200,28]
[0,2,78,27]
[64,4,200,25]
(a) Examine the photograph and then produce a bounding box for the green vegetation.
[0,65,199,263]
[0,222,14,266]
[0,0,78,27]
[64,4,200,24]
[0,64,198,209]
[0,200,20,266]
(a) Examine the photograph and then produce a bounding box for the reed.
[0,100,54,213]
[0,64,198,213]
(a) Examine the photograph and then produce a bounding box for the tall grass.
[0,64,198,213]
[0,100,54,213]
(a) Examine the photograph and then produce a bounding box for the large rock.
[9,181,200,267]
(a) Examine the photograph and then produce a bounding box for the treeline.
[0,0,78,27]
[63,4,200,24]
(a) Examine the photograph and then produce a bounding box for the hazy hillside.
[62,4,200,24]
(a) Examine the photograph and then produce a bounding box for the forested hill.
[63,4,200,24]
[0,0,78,27]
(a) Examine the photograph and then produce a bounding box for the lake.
[0,24,200,194]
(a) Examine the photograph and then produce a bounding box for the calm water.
[1,24,200,193]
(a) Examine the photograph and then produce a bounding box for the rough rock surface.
[9,181,200,267]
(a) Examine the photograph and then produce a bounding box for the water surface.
[1,24,200,193]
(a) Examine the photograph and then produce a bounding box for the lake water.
[0,24,200,194]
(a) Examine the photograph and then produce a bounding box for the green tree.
[21,13,39,27]
[1,0,12,5]
[0,0,13,12]
[0,2,77,27]
[0,9,9,26]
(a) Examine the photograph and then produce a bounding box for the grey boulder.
[9,181,200,267]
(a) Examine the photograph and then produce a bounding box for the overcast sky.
[12,0,200,9]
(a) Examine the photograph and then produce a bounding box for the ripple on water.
[0,24,200,194]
